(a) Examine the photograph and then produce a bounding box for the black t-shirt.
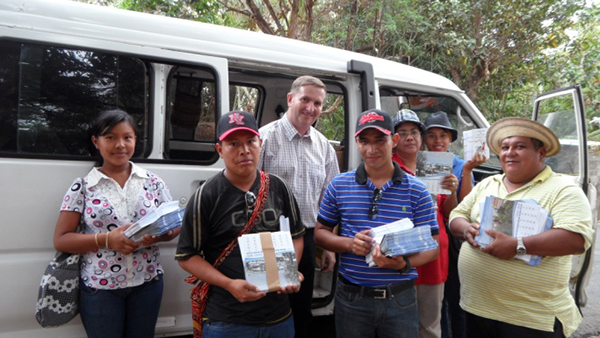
[176,170,305,325]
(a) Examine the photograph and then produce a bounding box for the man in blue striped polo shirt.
[315,109,439,338]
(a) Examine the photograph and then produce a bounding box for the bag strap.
[214,170,270,267]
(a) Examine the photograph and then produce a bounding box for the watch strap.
[399,255,411,273]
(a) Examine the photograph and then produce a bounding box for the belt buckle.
[373,288,387,299]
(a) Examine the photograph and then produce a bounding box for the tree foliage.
[76,0,598,126]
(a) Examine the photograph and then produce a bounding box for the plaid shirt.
[259,113,340,228]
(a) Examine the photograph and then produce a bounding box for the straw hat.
[486,117,560,157]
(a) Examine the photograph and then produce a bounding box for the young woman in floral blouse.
[53,109,180,338]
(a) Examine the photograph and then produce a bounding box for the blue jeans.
[334,280,418,338]
[203,315,294,338]
[79,274,164,338]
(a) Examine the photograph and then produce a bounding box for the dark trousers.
[289,227,316,338]
[441,252,466,338]
[466,312,565,338]
[442,223,466,338]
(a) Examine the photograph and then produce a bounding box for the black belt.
[339,276,414,299]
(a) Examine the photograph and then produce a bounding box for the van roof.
[0,0,461,93]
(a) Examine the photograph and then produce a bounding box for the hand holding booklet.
[123,201,185,242]
[366,218,438,267]
[476,196,553,265]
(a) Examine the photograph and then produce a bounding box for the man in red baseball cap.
[177,111,306,338]
[315,108,439,338]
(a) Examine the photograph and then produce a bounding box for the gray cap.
[424,111,457,142]
[392,109,426,134]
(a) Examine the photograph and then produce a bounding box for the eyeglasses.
[397,130,421,139]
[368,188,382,220]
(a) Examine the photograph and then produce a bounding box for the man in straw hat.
[449,117,594,337]
[315,109,438,338]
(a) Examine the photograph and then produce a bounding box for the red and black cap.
[216,111,260,141]
[355,109,393,137]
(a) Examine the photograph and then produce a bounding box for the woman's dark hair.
[89,109,138,166]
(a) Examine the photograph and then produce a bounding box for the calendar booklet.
[463,128,490,162]
[237,230,299,292]
[415,151,454,195]
[476,196,552,265]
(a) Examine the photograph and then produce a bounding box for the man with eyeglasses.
[176,111,306,338]
[315,109,439,338]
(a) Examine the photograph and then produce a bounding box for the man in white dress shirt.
[258,75,340,338]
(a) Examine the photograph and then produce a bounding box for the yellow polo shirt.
[450,166,594,336]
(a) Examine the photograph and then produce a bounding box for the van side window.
[380,86,501,181]
[166,71,261,161]
[314,90,346,172]
[169,75,216,143]
[0,40,149,158]
[230,84,261,115]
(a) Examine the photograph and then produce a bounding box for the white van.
[0,0,595,337]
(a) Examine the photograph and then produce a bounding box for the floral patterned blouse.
[60,162,172,290]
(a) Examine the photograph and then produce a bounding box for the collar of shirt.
[492,165,553,191]
[355,161,404,185]
[392,153,415,176]
[281,113,314,141]
[87,162,149,187]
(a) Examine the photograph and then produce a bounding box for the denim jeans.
[79,274,164,338]
[203,315,294,338]
[334,280,419,338]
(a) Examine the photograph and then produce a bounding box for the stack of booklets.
[365,218,437,267]
[238,217,299,292]
[123,201,185,242]
[380,225,438,258]
[476,196,553,266]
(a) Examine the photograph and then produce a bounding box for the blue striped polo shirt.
[317,162,438,287]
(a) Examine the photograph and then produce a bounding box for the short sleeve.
[59,177,86,214]
[175,184,205,261]
[412,183,438,233]
[317,180,339,228]
[323,142,340,195]
[548,184,595,249]
[449,177,488,224]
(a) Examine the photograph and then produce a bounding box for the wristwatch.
[399,255,411,274]
[516,238,527,256]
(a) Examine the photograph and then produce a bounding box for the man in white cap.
[449,117,594,337]
[315,109,438,338]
